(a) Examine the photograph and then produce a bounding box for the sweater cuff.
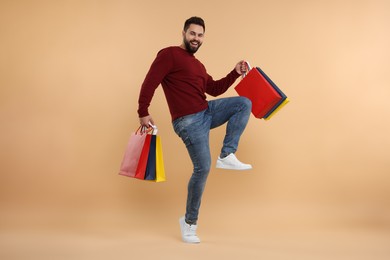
[231,68,241,78]
[137,108,149,118]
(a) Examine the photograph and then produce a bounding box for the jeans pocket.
[172,117,188,143]
[173,117,194,147]
[172,117,182,134]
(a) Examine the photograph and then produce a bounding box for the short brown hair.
[184,16,205,32]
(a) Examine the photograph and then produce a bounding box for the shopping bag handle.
[136,125,153,135]
[242,61,252,78]
[148,123,158,135]
[135,123,158,135]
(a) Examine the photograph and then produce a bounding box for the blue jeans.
[172,96,251,224]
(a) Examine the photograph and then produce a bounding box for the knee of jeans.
[240,96,252,111]
[194,161,211,176]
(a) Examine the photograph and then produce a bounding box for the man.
[137,16,252,243]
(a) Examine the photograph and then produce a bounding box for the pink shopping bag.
[119,127,150,177]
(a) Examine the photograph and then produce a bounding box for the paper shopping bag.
[144,135,157,180]
[235,68,282,119]
[155,135,166,182]
[256,67,289,120]
[134,134,152,180]
[265,98,290,120]
[119,131,148,177]
[119,125,166,182]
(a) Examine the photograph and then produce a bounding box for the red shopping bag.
[134,134,152,179]
[119,127,150,177]
[235,66,282,119]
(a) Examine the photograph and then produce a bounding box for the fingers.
[139,115,155,133]
[236,60,251,75]
[239,60,248,74]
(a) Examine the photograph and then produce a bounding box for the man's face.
[182,24,204,54]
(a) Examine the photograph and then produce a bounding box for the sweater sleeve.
[205,69,241,97]
[137,49,173,118]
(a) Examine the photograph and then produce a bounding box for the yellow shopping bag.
[155,135,166,182]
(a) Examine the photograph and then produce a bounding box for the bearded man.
[137,16,252,243]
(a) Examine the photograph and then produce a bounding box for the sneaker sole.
[216,164,252,170]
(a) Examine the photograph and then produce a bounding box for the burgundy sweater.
[137,46,240,121]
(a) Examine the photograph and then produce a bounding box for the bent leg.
[208,96,252,158]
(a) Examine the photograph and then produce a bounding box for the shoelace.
[185,224,197,235]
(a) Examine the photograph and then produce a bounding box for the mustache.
[183,38,202,53]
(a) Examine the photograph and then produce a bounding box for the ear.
[182,30,185,37]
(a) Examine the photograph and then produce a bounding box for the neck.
[179,44,194,55]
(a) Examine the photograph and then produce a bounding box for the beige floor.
[1,205,389,260]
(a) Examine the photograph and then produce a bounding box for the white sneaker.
[216,153,252,170]
[179,216,200,243]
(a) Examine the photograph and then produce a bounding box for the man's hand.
[139,115,155,132]
[235,60,248,75]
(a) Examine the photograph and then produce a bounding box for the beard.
[183,38,202,54]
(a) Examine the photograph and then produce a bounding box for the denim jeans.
[172,96,251,224]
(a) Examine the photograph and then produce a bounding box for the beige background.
[1,0,389,259]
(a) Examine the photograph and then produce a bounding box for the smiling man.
[137,16,252,243]
[182,22,203,53]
